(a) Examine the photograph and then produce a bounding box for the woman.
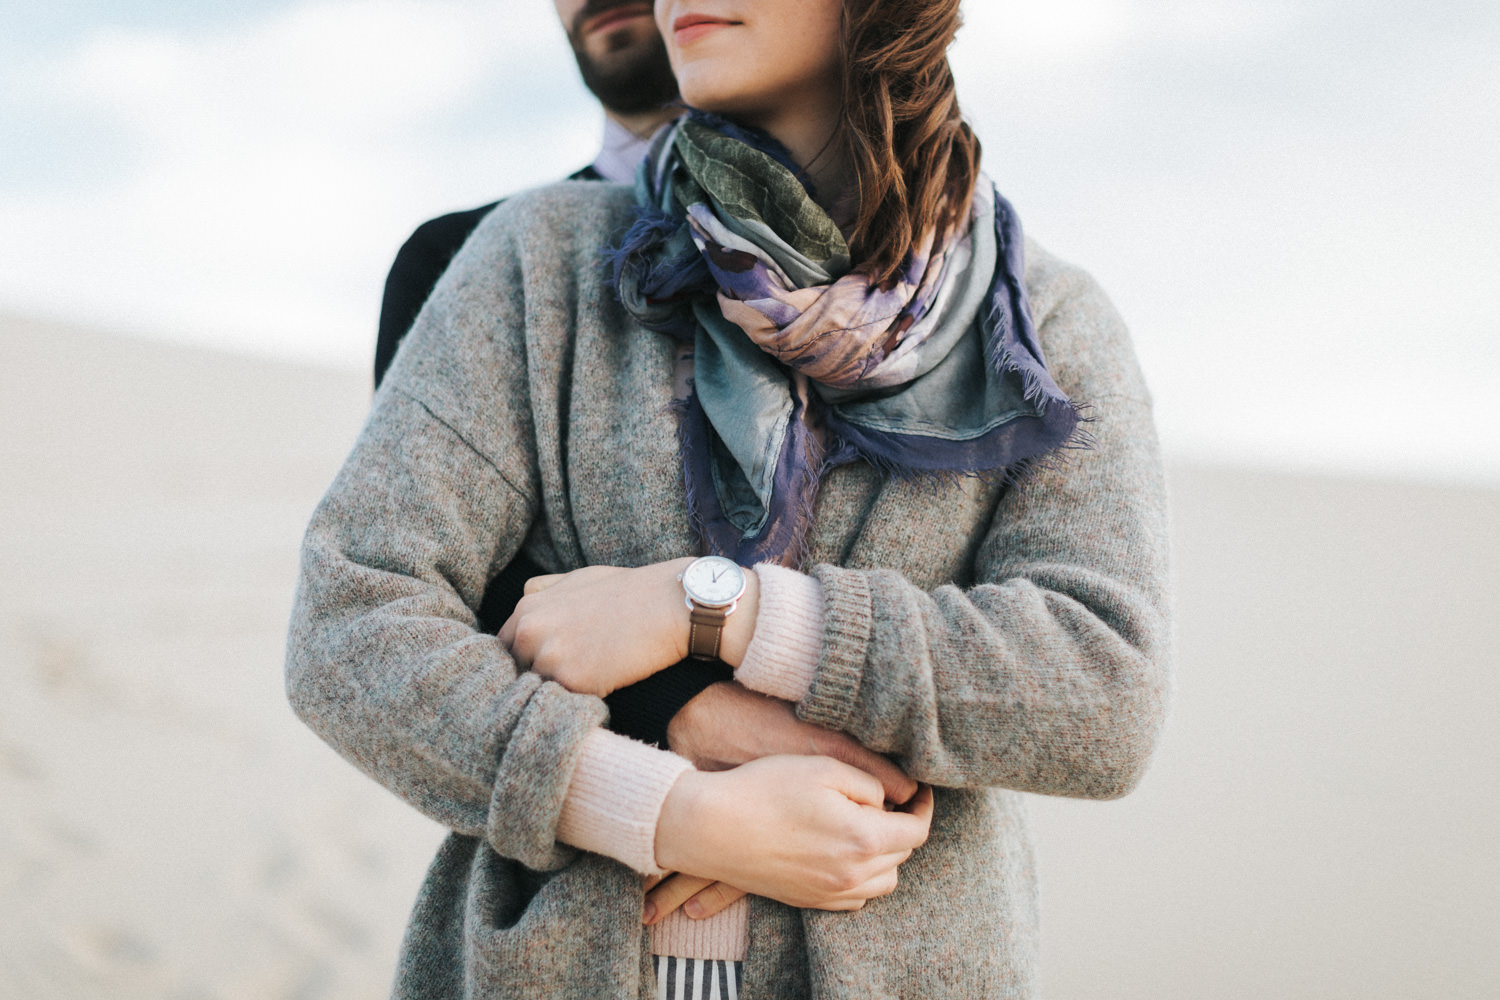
[286,1,1172,997]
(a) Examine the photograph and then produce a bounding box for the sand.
[1030,467,1499,998]
[2,313,1496,998]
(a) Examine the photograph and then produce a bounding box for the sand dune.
[2,314,1495,998]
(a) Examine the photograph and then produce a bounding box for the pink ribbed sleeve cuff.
[735,562,824,703]
[651,897,750,960]
[555,729,693,876]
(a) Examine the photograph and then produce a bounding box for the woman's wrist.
[674,556,761,667]
[714,567,759,667]
[654,768,714,875]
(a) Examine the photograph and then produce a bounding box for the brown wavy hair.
[836,0,980,286]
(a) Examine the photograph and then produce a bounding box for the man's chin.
[574,28,678,114]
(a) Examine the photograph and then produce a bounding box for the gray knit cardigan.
[286,182,1172,1000]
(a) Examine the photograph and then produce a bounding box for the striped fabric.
[652,955,744,1000]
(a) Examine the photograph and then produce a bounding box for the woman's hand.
[497,560,760,696]
[646,684,918,926]
[498,559,759,696]
[654,756,934,912]
[669,681,917,805]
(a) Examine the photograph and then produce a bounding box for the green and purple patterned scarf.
[610,114,1081,565]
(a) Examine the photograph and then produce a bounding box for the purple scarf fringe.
[674,391,826,567]
[817,185,1081,479]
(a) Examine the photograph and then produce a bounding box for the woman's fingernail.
[642,902,656,924]
[684,900,703,919]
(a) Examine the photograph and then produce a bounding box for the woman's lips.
[672,13,738,44]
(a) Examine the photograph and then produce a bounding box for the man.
[374,0,678,385]
[373,0,709,749]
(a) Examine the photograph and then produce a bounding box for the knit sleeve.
[556,730,694,875]
[792,260,1173,800]
[375,204,498,388]
[734,562,825,702]
[288,202,611,871]
[288,390,607,869]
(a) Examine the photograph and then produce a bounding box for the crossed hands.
[497,563,933,923]
[648,681,929,923]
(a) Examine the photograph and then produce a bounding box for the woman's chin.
[676,91,762,128]
[674,70,754,116]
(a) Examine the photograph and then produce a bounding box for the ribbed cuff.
[650,896,750,960]
[555,729,693,876]
[735,563,824,703]
[797,564,872,732]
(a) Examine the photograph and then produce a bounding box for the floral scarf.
[610,113,1080,565]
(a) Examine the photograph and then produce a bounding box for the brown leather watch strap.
[687,605,728,660]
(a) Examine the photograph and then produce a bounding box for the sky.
[2,0,1498,485]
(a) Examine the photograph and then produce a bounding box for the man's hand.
[643,872,746,925]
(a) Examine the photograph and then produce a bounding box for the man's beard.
[568,6,678,115]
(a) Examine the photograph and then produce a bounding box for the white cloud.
[952,0,1500,484]
[0,0,599,366]
[955,0,1300,73]
[52,1,543,136]
[2,0,1498,482]
[956,0,1136,70]
[951,0,1307,133]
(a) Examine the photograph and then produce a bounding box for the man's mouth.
[578,1,654,39]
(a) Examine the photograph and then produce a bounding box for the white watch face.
[682,556,746,607]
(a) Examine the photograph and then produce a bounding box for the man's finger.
[643,872,716,925]
[902,783,935,821]
[810,729,917,806]
[846,747,917,806]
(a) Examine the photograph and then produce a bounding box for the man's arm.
[375,203,499,387]
[375,169,603,385]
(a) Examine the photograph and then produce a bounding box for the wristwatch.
[679,555,747,660]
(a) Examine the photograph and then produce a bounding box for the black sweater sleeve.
[376,203,500,388]
[375,167,604,385]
